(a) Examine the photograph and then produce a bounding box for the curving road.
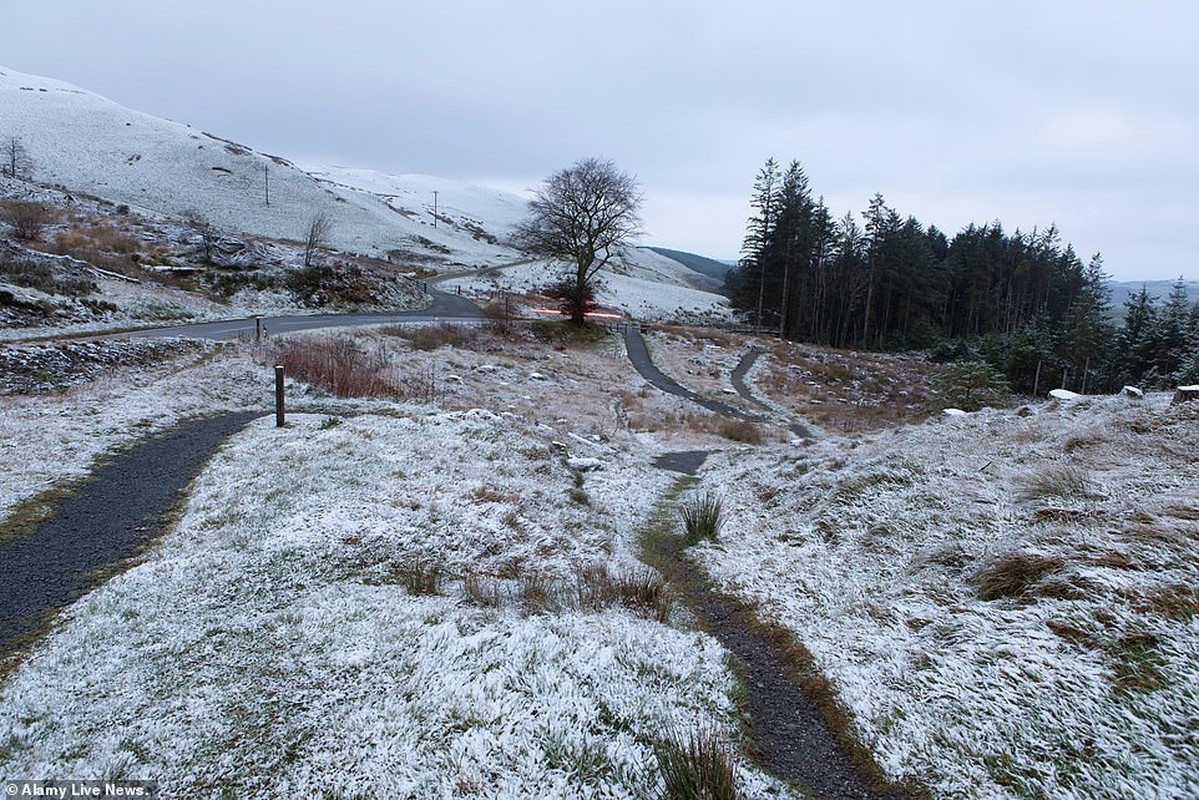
[125,291,483,341]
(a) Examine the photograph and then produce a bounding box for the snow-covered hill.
[1,65,729,322]
[0,66,519,268]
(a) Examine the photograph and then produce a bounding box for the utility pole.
[264,164,270,207]
[432,190,439,228]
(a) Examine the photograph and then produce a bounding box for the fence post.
[275,365,285,427]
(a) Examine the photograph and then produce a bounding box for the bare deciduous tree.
[513,158,642,324]
[304,212,332,268]
[2,137,34,181]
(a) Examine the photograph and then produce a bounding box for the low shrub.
[3,201,51,241]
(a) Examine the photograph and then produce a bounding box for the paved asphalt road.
[124,291,483,341]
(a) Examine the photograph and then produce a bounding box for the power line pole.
[432,190,438,228]
[264,164,270,207]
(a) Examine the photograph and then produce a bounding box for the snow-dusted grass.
[0,408,790,797]
[0,328,805,797]
[693,394,1199,798]
[0,344,269,522]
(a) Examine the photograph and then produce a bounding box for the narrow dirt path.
[646,456,906,800]
[630,327,905,797]
[0,412,260,660]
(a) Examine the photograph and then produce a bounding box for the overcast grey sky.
[5,1,1197,281]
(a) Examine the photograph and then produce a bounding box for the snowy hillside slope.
[2,65,731,320]
[304,166,530,245]
[0,67,519,267]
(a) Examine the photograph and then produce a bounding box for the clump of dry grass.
[970,551,1065,601]
[720,419,762,444]
[385,322,480,351]
[1015,465,1093,503]
[396,557,443,595]
[575,564,671,623]
[462,564,671,622]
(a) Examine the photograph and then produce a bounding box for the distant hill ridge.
[645,247,733,282]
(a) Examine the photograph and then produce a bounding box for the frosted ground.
[696,390,1199,798]
[2,326,1195,798]
[3,60,1197,797]
[0,331,792,798]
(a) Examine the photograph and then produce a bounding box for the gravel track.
[0,412,259,659]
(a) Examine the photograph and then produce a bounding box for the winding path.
[635,330,894,796]
[0,412,259,659]
[623,327,815,439]
[621,326,759,421]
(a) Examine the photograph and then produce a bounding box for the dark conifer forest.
[726,158,1199,395]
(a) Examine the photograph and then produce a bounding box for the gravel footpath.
[0,411,259,660]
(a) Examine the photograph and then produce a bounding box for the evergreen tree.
[1157,277,1193,379]
[1115,286,1158,386]
[729,158,781,329]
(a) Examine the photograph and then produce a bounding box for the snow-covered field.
[3,299,1196,796]
[694,393,1199,798]
[0,330,794,797]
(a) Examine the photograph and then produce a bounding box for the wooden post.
[275,365,285,427]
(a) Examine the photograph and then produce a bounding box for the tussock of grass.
[461,570,502,608]
[460,564,671,622]
[1108,631,1165,693]
[576,564,671,623]
[680,493,723,546]
[970,551,1065,601]
[384,322,478,351]
[396,557,442,596]
[655,725,738,800]
[1015,465,1093,503]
